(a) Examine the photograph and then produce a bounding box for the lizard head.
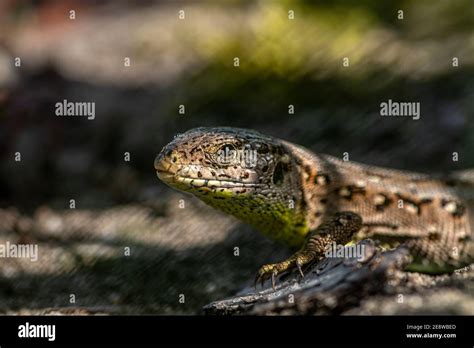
[155,127,308,245]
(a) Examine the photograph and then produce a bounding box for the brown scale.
[336,185,366,200]
[440,198,466,217]
[372,193,392,212]
[394,193,433,216]
[313,173,331,186]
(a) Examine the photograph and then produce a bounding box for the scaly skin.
[155,127,474,289]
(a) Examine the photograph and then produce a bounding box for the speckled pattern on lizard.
[154,127,474,289]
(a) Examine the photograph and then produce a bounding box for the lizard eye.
[272,162,287,185]
[218,144,235,154]
[216,144,236,165]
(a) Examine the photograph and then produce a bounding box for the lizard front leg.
[255,211,363,290]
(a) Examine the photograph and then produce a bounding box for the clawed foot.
[254,212,363,291]
[254,251,315,290]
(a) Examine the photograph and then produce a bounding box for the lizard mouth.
[154,153,261,193]
[154,156,176,183]
[157,170,258,190]
[155,160,259,190]
[174,176,258,188]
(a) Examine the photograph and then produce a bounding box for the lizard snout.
[155,146,180,183]
[154,151,169,172]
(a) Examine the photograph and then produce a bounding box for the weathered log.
[204,240,413,315]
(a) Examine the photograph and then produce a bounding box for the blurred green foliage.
[164,0,474,171]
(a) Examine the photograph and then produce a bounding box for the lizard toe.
[254,259,297,291]
[254,264,274,289]
[295,252,316,279]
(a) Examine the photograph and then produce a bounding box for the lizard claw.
[296,260,305,279]
[254,251,317,291]
[254,264,280,291]
[271,270,280,290]
[254,264,273,290]
[254,259,296,291]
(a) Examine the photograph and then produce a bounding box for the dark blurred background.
[0,0,473,314]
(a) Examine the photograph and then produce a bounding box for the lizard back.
[285,140,473,251]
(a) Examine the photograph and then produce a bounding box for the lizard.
[154,127,474,289]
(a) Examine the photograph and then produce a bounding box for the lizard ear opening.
[273,162,286,185]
